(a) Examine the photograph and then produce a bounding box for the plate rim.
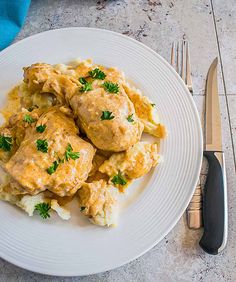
[0,27,203,276]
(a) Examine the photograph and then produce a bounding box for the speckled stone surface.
[212,0,236,94]
[1,1,236,281]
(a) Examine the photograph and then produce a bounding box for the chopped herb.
[79,77,87,84]
[127,114,134,122]
[36,139,48,153]
[80,82,92,92]
[0,135,13,152]
[111,171,127,186]
[24,114,36,124]
[34,202,51,219]
[151,103,156,107]
[103,81,119,93]
[100,111,115,120]
[88,68,106,80]
[65,143,80,161]
[46,160,59,175]
[80,206,86,211]
[36,124,46,133]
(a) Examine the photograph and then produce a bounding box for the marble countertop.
[1,1,236,281]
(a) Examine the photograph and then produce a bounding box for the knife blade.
[199,57,228,255]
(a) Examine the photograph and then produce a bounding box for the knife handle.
[199,151,228,255]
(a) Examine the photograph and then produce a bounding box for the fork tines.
[171,41,193,93]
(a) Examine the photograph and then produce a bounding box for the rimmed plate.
[0,27,202,276]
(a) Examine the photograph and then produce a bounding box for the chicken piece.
[1,107,95,196]
[23,63,144,152]
[99,142,162,190]
[123,84,166,138]
[19,82,56,110]
[78,180,119,227]
[70,86,143,151]
[0,109,42,164]
[23,63,79,104]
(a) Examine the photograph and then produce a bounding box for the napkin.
[0,0,31,50]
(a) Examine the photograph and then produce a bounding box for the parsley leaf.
[24,114,36,124]
[151,103,156,107]
[46,160,59,175]
[79,77,87,84]
[103,81,119,93]
[100,111,115,120]
[36,124,46,133]
[88,68,106,80]
[127,114,134,122]
[80,82,92,92]
[111,171,127,186]
[36,139,48,153]
[34,202,51,219]
[0,135,13,152]
[65,143,80,161]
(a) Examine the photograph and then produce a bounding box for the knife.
[199,57,228,255]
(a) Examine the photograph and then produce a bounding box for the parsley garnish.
[0,135,13,152]
[24,114,36,124]
[65,143,80,161]
[80,206,86,211]
[34,202,51,219]
[127,114,134,122]
[88,68,106,80]
[46,160,59,175]
[79,77,92,92]
[36,124,46,133]
[151,103,156,107]
[111,171,127,186]
[80,82,92,92]
[36,139,48,153]
[103,81,119,93]
[79,77,87,85]
[101,111,115,120]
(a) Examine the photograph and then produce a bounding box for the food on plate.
[78,180,118,226]
[23,63,144,151]
[1,107,95,196]
[99,142,161,191]
[0,59,166,227]
[0,179,71,220]
[123,84,166,138]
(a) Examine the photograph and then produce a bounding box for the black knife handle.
[199,151,228,255]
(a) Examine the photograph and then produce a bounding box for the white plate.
[0,28,203,276]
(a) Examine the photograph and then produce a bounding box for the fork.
[171,41,202,229]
